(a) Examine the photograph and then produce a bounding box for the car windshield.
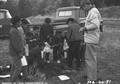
[6,10,12,18]
[58,11,72,17]
[0,10,12,19]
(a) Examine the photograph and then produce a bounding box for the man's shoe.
[22,77,30,82]
[57,60,61,63]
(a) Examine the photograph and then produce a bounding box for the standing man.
[9,16,25,82]
[79,0,102,81]
[39,18,53,62]
[66,18,83,69]
[39,18,53,45]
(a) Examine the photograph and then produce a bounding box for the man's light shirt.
[84,7,101,44]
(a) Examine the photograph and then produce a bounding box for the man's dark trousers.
[67,40,81,68]
[10,57,22,82]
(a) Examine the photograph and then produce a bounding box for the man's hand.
[19,53,24,59]
[79,27,87,32]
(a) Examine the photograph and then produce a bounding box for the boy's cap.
[11,16,21,25]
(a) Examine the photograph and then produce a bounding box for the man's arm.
[39,26,45,42]
[85,12,100,31]
[79,13,100,32]
[66,26,72,40]
[50,25,54,36]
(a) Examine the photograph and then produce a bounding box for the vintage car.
[0,64,11,79]
[0,9,12,38]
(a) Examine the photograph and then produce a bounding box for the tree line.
[0,0,120,18]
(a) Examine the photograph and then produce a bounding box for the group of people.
[9,0,102,82]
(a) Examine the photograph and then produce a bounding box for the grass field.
[98,21,120,84]
[0,20,120,84]
[100,6,120,18]
[98,32,120,84]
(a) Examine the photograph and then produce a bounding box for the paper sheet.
[21,56,28,66]
[58,75,70,81]
[0,74,10,78]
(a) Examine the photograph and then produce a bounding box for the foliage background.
[0,0,120,18]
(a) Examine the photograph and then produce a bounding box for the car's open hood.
[53,17,68,23]
[53,24,68,31]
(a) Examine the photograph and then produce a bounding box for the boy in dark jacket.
[9,16,25,81]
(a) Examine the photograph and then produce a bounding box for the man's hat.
[21,18,30,24]
[66,18,75,24]
[81,0,95,6]
[45,18,51,24]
